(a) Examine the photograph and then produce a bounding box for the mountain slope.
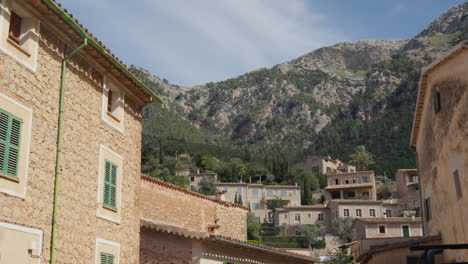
[134,2,468,176]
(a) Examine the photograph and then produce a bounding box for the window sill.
[103,205,118,212]
[7,37,31,57]
[106,111,121,123]
[0,173,20,183]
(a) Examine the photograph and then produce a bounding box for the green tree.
[234,193,238,204]
[237,194,243,206]
[298,224,326,251]
[349,145,376,171]
[247,212,261,241]
[166,174,190,188]
[332,217,354,243]
[198,176,216,195]
[266,198,287,210]
[302,177,314,205]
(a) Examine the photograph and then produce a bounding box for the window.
[100,253,115,264]
[402,225,410,238]
[352,179,357,184]
[103,160,118,208]
[327,167,332,172]
[370,209,376,217]
[237,186,242,195]
[285,214,287,219]
[0,109,22,178]
[102,77,125,132]
[345,180,349,184]
[385,210,392,217]
[334,179,339,185]
[433,91,441,113]
[362,176,369,183]
[347,192,356,199]
[356,209,362,217]
[291,189,297,196]
[190,176,195,182]
[424,198,431,221]
[308,213,311,218]
[251,202,260,210]
[280,189,287,197]
[453,169,463,199]
[311,166,319,173]
[344,209,349,217]
[331,191,341,199]
[223,186,229,192]
[379,225,386,234]
[266,189,274,197]
[318,213,324,221]
[252,188,259,197]
[107,90,113,113]
[295,213,301,223]
[8,11,22,44]
[362,192,370,198]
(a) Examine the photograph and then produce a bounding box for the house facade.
[215,182,301,223]
[176,169,218,189]
[410,40,468,262]
[294,156,356,175]
[0,0,158,263]
[275,205,332,233]
[351,217,423,241]
[324,171,377,201]
[394,169,420,212]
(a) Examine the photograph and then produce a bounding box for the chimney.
[197,169,200,174]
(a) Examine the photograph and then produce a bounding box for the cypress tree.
[238,194,243,206]
[234,193,238,204]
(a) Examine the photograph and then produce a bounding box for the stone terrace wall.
[140,176,247,241]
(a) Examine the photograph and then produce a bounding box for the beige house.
[328,200,400,219]
[394,169,420,212]
[295,156,356,175]
[351,218,423,241]
[275,205,332,233]
[324,171,377,200]
[0,0,159,263]
[410,40,468,262]
[140,176,318,263]
[176,169,218,189]
[215,182,301,223]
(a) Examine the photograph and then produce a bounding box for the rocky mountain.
[133,2,467,175]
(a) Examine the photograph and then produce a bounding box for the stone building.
[0,0,160,263]
[175,169,218,189]
[324,171,377,200]
[140,176,318,263]
[215,182,301,223]
[294,156,356,175]
[275,205,332,233]
[394,169,420,212]
[410,40,468,262]
[351,217,423,241]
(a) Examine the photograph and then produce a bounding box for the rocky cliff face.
[132,2,467,155]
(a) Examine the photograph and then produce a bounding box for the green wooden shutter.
[0,109,22,178]
[103,160,117,208]
[100,253,115,264]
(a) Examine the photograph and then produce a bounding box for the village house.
[140,176,318,264]
[324,171,377,200]
[215,182,301,223]
[0,0,161,263]
[394,169,420,213]
[275,205,332,233]
[294,156,356,175]
[351,217,423,241]
[409,40,468,262]
[175,168,218,189]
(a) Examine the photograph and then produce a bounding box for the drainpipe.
[415,152,425,236]
[50,38,88,264]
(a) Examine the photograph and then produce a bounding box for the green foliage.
[332,217,354,243]
[198,176,216,195]
[247,212,261,241]
[166,174,190,188]
[237,194,243,206]
[297,224,326,250]
[266,199,288,210]
[349,145,376,171]
[260,236,302,248]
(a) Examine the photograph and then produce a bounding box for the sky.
[57,0,466,86]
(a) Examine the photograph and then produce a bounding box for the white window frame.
[266,189,274,197]
[294,213,301,223]
[280,189,287,197]
[356,209,362,217]
[95,238,121,264]
[0,221,43,264]
[252,188,259,198]
[343,209,350,217]
[318,213,324,221]
[101,75,125,133]
[378,225,387,234]
[370,209,376,217]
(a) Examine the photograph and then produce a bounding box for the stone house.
[0,0,159,263]
[139,176,318,263]
[394,169,420,212]
[215,182,301,223]
[275,205,332,233]
[176,169,218,189]
[351,217,423,241]
[410,40,468,262]
[294,156,356,175]
[324,171,377,200]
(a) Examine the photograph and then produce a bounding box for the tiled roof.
[141,175,247,210]
[329,199,383,204]
[326,171,374,176]
[410,40,468,147]
[355,217,422,224]
[141,218,209,240]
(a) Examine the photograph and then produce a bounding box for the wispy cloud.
[58,0,347,85]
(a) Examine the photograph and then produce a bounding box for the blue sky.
[57,0,465,86]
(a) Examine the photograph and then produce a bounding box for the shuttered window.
[100,252,115,264]
[0,109,22,178]
[103,160,117,208]
[433,91,441,113]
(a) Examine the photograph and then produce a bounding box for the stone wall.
[0,2,145,262]
[140,176,247,241]
[140,230,193,264]
[416,47,468,262]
